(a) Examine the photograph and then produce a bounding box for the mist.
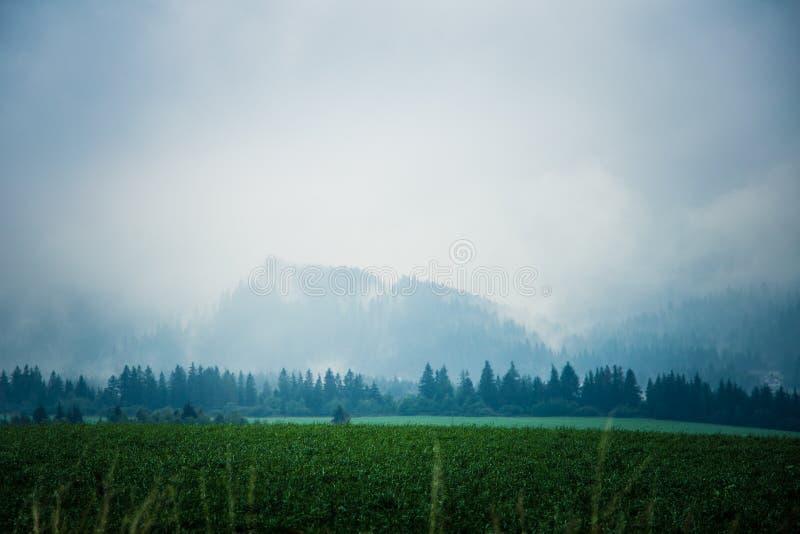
[1,1,799,376]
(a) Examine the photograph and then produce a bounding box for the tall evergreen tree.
[68,404,83,424]
[157,372,168,408]
[456,370,476,405]
[560,362,579,401]
[500,362,521,406]
[277,369,291,401]
[623,369,641,407]
[323,369,337,401]
[547,365,561,400]
[244,373,258,406]
[434,366,454,401]
[418,363,436,399]
[478,361,498,409]
[33,404,47,424]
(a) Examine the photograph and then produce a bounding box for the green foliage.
[0,425,798,532]
[331,404,351,425]
[32,404,47,424]
[107,405,126,423]
[418,363,436,399]
[181,402,198,420]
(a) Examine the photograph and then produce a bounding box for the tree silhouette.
[418,363,436,399]
[181,402,198,419]
[32,404,47,424]
[331,404,351,425]
[478,361,498,408]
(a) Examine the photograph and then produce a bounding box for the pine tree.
[500,362,521,406]
[244,373,258,406]
[623,369,641,407]
[33,404,48,424]
[331,404,350,425]
[55,402,65,421]
[547,365,561,400]
[277,369,291,401]
[68,404,83,424]
[478,361,498,409]
[323,369,337,401]
[144,367,158,409]
[182,402,198,419]
[109,405,125,423]
[0,370,9,405]
[237,372,246,405]
[434,366,454,401]
[157,372,168,408]
[169,365,188,407]
[418,363,436,399]
[560,362,579,401]
[456,371,476,405]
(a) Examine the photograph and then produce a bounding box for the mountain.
[0,264,549,380]
[144,266,552,379]
[563,287,800,389]
[2,264,797,389]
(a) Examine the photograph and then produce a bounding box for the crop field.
[1,424,799,533]
[249,415,800,436]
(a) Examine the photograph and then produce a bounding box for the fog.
[1,1,799,375]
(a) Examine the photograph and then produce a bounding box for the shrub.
[331,404,351,425]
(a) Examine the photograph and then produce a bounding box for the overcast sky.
[1,1,798,340]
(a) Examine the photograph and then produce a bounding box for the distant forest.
[2,360,799,431]
[4,284,797,392]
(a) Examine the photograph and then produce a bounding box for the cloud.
[0,0,798,349]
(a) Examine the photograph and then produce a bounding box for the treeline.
[645,373,800,429]
[400,361,800,430]
[400,361,643,417]
[0,363,393,418]
[2,361,800,430]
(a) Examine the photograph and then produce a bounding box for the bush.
[181,403,198,420]
[32,404,48,424]
[331,404,351,425]
[108,406,127,423]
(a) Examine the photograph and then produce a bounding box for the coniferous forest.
[2,361,799,431]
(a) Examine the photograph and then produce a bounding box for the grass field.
[248,415,800,437]
[1,424,799,532]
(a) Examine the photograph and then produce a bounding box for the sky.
[1,1,799,343]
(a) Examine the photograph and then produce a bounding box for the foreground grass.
[249,415,800,436]
[1,425,798,532]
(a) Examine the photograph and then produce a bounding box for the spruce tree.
[623,369,641,407]
[560,362,579,401]
[68,404,83,424]
[456,371,476,405]
[331,404,350,425]
[434,366,454,401]
[547,365,561,400]
[418,363,436,399]
[478,361,498,409]
[55,402,65,421]
[33,404,48,424]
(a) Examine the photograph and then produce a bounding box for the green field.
[1,424,799,532]
[248,415,800,437]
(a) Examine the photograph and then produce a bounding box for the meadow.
[249,415,800,437]
[1,424,799,532]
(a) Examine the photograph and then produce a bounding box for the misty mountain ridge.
[565,286,800,389]
[1,262,798,389]
[152,264,550,379]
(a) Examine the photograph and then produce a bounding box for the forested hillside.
[565,288,800,389]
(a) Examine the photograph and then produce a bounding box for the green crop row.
[0,424,798,532]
